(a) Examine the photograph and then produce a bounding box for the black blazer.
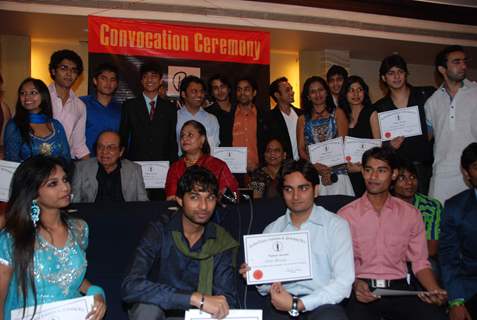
[267,104,302,160]
[119,95,178,162]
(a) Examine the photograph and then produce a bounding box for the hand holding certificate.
[308,137,345,167]
[213,147,247,173]
[135,161,169,188]
[243,231,312,285]
[11,296,94,320]
[378,106,422,140]
[343,137,382,163]
[0,160,20,201]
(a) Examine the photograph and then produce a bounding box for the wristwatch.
[288,296,299,317]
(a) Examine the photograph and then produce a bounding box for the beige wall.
[31,38,88,96]
[0,35,31,110]
[270,50,300,108]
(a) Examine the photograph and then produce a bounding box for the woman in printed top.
[297,76,354,196]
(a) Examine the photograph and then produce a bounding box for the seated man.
[72,130,148,203]
[392,158,442,267]
[122,166,239,320]
[241,159,354,320]
[338,147,447,320]
[440,142,477,320]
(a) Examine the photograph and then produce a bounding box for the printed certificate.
[308,137,345,167]
[378,106,422,140]
[135,161,170,188]
[243,231,312,285]
[0,160,20,201]
[343,136,382,163]
[11,296,94,320]
[185,309,262,320]
[213,147,247,173]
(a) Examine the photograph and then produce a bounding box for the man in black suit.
[119,62,177,162]
[268,77,302,160]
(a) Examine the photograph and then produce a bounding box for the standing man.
[48,49,89,159]
[176,76,220,153]
[374,54,435,195]
[327,65,348,107]
[425,45,477,203]
[80,63,121,156]
[122,166,238,320]
[119,62,177,162]
[240,159,354,319]
[439,143,477,320]
[206,74,234,147]
[268,77,302,160]
[338,147,447,320]
[232,77,269,173]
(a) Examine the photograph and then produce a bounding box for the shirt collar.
[284,204,323,228]
[49,82,76,101]
[143,93,158,105]
[359,192,395,215]
[166,211,216,240]
[236,104,257,116]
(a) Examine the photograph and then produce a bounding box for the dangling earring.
[31,199,40,227]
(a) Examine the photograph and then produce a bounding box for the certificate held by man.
[135,161,170,188]
[243,231,312,285]
[308,137,345,167]
[378,105,422,140]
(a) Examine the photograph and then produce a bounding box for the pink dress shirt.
[338,193,430,280]
[48,83,89,159]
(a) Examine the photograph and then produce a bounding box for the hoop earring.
[31,200,40,227]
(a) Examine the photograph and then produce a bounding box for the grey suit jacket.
[72,158,149,203]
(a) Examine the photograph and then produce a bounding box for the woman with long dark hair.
[165,120,238,201]
[3,78,70,162]
[0,155,105,320]
[338,75,380,196]
[297,76,354,196]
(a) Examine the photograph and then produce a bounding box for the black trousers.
[466,293,477,317]
[345,292,447,320]
[414,162,432,195]
[127,303,183,320]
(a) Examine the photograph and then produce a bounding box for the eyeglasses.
[396,175,417,182]
[97,144,120,152]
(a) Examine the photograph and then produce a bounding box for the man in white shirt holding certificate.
[240,159,354,319]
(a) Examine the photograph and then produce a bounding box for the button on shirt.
[338,194,430,280]
[80,95,121,156]
[176,106,220,155]
[257,205,354,311]
[424,79,477,201]
[232,106,259,170]
[48,84,89,159]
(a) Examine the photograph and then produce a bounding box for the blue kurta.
[3,119,71,162]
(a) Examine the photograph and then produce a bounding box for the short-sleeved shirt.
[80,95,121,156]
[413,193,442,241]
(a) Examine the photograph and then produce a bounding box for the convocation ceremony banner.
[88,16,270,106]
